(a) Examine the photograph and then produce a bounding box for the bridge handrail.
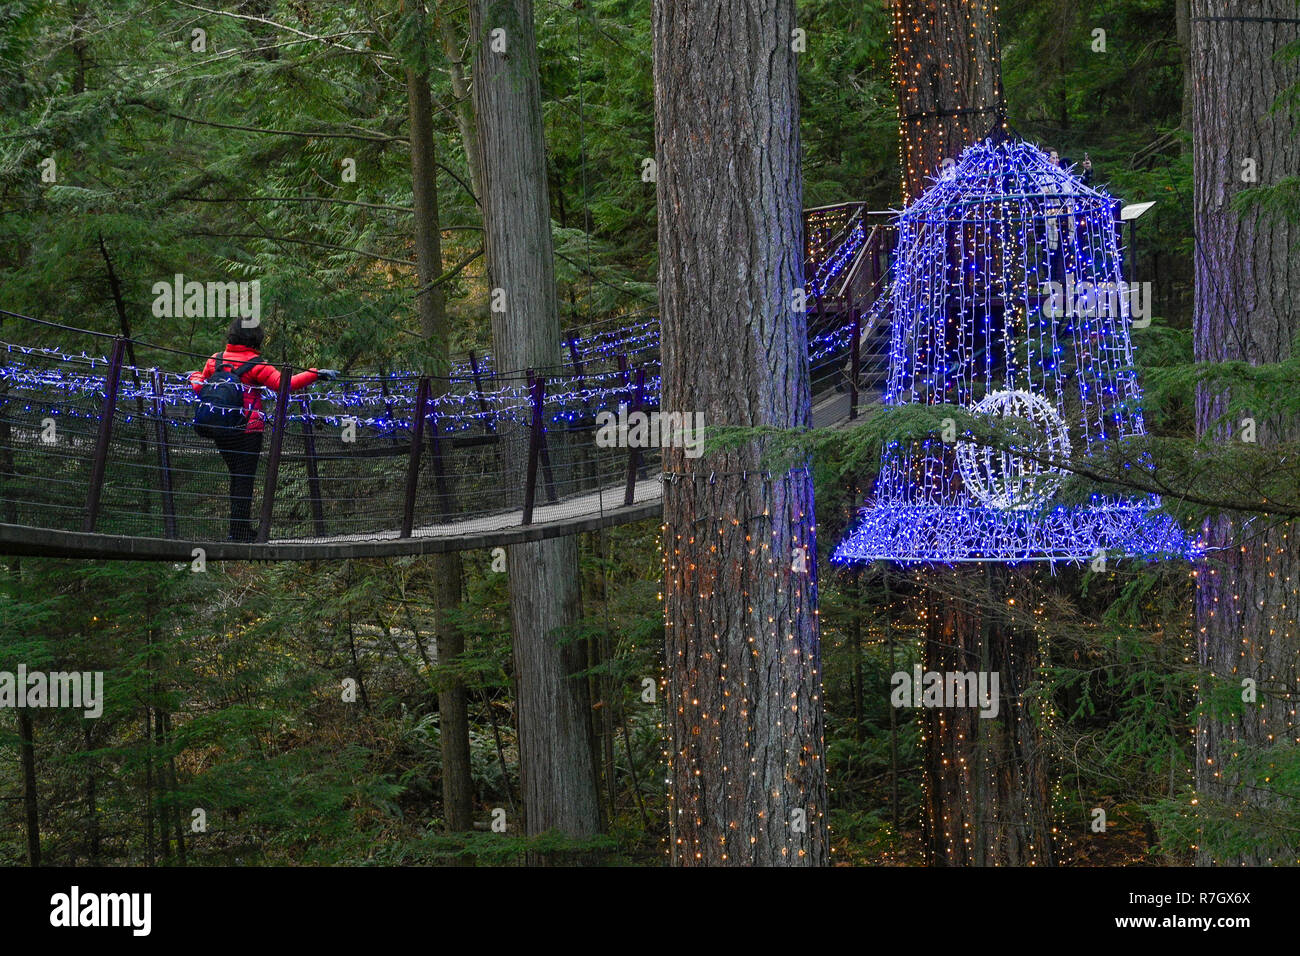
[0,208,883,554]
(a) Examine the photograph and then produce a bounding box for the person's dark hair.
[226,316,265,349]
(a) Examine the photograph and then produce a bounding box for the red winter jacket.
[189,344,320,433]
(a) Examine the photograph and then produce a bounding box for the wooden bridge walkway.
[0,206,894,561]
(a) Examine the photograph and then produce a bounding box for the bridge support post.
[379,367,399,448]
[300,396,326,537]
[401,377,431,538]
[150,368,177,539]
[623,366,646,507]
[83,336,127,533]
[255,367,293,544]
[522,374,546,525]
[0,381,14,525]
[567,336,592,422]
[872,235,883,293]
[526,371,558,508]
[427,396,452,521]
[849,296,860,421]
[467,351,495,434]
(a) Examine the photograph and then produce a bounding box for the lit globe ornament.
[832,139,1199,564]
[955,389,1071,510]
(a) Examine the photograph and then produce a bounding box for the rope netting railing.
[0,315,877,549]
[0,219,890,551]
[0,327,669,546]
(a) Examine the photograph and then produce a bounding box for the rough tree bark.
[404,0,473,833]
[894,0,1004,203]
[920,568,1054,866]
[895,0,1055,866]
[468,0,602,842]
[1190,0,1300,866]
[655,0,828,866]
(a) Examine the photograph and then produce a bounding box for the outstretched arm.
[288,369,320,391]
[254,365,321,392]
[189,356,217,392]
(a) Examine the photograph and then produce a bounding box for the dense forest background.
[0,0,1287,865]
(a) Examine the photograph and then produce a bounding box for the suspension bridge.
[0,206,895,562]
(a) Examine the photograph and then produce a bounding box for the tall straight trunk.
[18,709,39,866]
[70,2,87,94]
[1190,0,1300,866]
[1176,0,1193,145]
[438,9,485,203]
[920,568,1054,866]
[143,703,153,862]
[468,0,602,841]
[162,712,186,863]
[154,709,171,859]
[430,568,472,832]
[405,0,474,834]
[655,0,828,866]
[893,0,1004,203]
[895,0,1054,865]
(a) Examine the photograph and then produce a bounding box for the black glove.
[316,369,339,381]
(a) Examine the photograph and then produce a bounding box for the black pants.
[214,430,263,541]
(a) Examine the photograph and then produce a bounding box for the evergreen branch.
[126,99,406,144]
[414,248,483,296]
[178,195,413,214]
[171,1,397,61]
[185,231,414,266]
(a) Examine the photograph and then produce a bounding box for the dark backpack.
[193,356,263,440]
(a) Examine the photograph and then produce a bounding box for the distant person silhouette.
[189,317,336,541]
[1042,148,1094,338]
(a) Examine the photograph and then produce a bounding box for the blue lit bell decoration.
[832,139,1196,564]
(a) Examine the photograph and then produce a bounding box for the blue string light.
[3,305,866,434]
[833,139,1199,565]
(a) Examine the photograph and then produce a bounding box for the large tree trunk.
[1190,0,1300,866]
[894,0,1004,203]
[920,568,1054,866]
[895,0,1055,866]
[655,0,828,866]
[404,0,474,834]
[468,0,602,842]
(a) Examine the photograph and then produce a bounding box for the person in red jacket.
[189,317,337,541]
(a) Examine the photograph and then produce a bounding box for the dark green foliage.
[0,0,1294,866]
